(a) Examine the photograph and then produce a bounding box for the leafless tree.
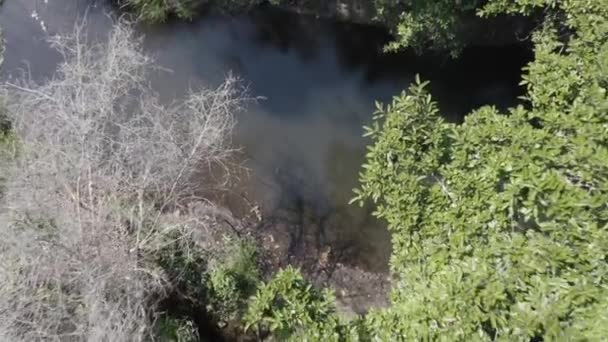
[0,19,247,341]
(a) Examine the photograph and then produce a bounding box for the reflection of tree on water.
[254,139,390,276]
[325,140,391,271]
[248,141,391,314]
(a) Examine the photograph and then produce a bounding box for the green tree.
[353,0,608,339]
[374,0,483,55]
[206,241,261,322]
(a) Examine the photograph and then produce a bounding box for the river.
[0,0,530,278]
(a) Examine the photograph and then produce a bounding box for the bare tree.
[0,19,246,341]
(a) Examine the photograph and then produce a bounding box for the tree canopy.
[351,0,608,339]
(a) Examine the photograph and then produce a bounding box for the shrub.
[206,241,260,321]
[244,266,351,341]
[0,19,246,341]
[154,316,200,342]
[123,0,200,22]
[354,0,608,339]
[374,0,482,55]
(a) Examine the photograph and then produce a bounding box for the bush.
[123,0,200,22]
[244,266,353,341]
[121,0,265,23]
[0,19,246,341]
[206,241,260,321]
[373,0,482,55]
[353,0,608,340]
[154,316,200,342]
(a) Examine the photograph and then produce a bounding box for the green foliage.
[156,232,263,327]
[211,1,608,339]
[155,316,200,342]
[353,0,608,339]
[375,0,482,55]
[125,0,199,22]
[206,241,261,321]
[156,230,210,302]
[4,0,608,340]
[245,266,349,341]
[375,0,553,54]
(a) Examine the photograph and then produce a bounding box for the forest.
[1,0,607,340]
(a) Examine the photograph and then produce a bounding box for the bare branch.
[0,19,246,341]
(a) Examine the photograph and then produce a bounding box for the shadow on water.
[0,0,532,275]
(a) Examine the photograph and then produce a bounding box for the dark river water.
[0,0,531,272]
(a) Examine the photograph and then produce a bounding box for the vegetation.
[155,316,200,342]
[0,20,254,340]
[1,0,608,340]
[121,0,276,22]
[206,241,261,321]
[373,0,484,54]
[122,0,201,22]
[352,0,608,340]
[244,0,608,340]
[244,266,347,341]
[120,0,522,55]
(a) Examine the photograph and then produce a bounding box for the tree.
[0,20,248,341]
[374,0,484,55]
[353,0,608,339]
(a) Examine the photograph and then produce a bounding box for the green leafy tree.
[353,0,608,339]
[155,316,200,342]
[374,0,483,55]
[123,0,201,22]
